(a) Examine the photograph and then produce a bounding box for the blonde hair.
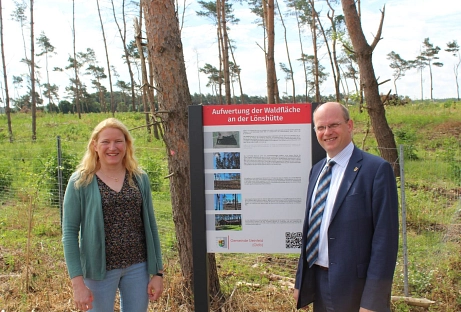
[74,118,142,188]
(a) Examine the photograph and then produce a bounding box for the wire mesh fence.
[1,136,460,310]
[370,143,461,306]
[0,138,169,202]
[0,136,176,250]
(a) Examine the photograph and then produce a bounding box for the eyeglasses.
[313,121,348,133]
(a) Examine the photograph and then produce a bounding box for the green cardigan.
[62,171,163,280]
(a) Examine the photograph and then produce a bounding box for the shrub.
[394,128,419,160]
[440,138,461,185]
[0,166,13,199]
[44,151,80,206]
[140,154,165,192]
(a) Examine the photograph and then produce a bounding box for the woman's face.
[93,127,127,168]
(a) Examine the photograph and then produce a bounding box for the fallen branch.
[267,272,295,289]
[267,273,295,283]
[235,281,261,288]
[0,274,21,279]
[391,296,435,307]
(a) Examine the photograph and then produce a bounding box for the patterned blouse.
[96,174,147,270]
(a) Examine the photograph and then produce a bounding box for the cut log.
[391,296,435,307]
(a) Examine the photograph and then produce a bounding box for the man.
[294,102,399,311]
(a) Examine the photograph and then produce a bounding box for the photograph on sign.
[206,193,242,211]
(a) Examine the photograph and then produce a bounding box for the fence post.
[57,136,64,226]
[399,144,409,297]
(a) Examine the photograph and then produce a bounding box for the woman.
[62,118,164,311]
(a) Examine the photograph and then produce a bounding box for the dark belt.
[315,264,329,271]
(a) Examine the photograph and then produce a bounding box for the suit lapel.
[330,147,363,221]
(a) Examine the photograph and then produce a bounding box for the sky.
[1,0,461,106]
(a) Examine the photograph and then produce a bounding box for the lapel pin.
[354,167,359,172]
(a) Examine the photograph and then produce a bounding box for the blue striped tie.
[305,160,336,268]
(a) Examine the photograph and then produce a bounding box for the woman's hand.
[71,276,93,311]
[147,274,164,301]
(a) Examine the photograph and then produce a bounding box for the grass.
[1,103,461,311]
[360,102,461,311]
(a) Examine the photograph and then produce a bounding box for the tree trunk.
[220,0,231,104]
[0,0,13,142]
[122,1,136,111]
[264,0,276,104]
[341,0,399,175]
[146,45,160,139]
[45,53,51,108]
[111,0,136,111]
[147,48,160,140]
[293,8,308,102]
[143,0,222,303]
[30,0,36,140]
[325,0,342,101]
[98,85,105,112]
[135,16,161,139]
[273,69,280,103]
[216,0,223,105]
[137,4,151,136]
[276,0,295,102]
[227,38,244,104]
[316,13,339,101]
[429,62,434,101]
[96,0,114,115]
[420,64,423,101]
[309,0,320,103]
[72,0,81,119]
[141,6,160,140]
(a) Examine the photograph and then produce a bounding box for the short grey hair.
[313,102,350,122]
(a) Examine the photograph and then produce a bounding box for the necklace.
[99,170,124,182]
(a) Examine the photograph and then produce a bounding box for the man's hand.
[293,288,299,301]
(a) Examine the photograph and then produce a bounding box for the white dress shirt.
[310,141,354,267]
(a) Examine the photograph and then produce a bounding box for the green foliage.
[409,265,435,294]
[43,151,80,204]
[443,100,454,109]
[439,137,461,185]
[349,91,361,104]
[394,128,419,160]
[450,162,461,185]
[1,104,461,311]
[140,153,165,192]
[33,220,61,237]
[0,129,8,140]
[151,192,175,252]
[0,166,13,198]
[392,301,411,312]
[2,253,16,273]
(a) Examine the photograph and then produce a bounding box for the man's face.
[313,103,353,158]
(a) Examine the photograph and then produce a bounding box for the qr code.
[285,232,302,248]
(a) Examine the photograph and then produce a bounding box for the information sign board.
[202,103,312,253]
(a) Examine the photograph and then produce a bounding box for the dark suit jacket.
[295,146,399,311]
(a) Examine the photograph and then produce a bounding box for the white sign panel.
[202,104,312,253]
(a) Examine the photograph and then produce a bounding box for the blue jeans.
[84,262,150,312]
